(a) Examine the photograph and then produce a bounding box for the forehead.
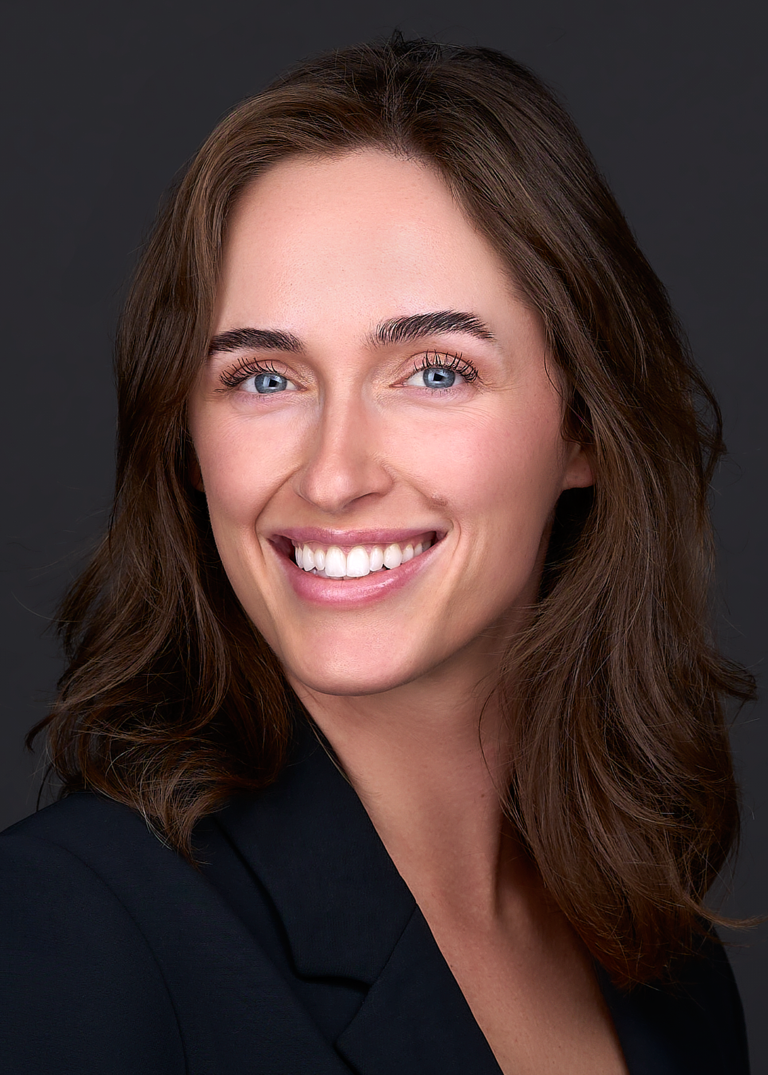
[216,150,517,329]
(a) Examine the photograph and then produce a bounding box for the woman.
[0,34,754,1074]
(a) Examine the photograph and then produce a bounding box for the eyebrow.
[208,327,302,356]
[208,310,495,357]
[370,311,495,346]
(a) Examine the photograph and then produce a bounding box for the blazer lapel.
[41,792,354,1074]
[216,714,414,982]
[216,711,738,1075]
[336,907,502,1074]
[217,711,502,1073]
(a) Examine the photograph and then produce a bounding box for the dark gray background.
[1,0,765,1066]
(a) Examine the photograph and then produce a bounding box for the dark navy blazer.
[0,717,749,1074]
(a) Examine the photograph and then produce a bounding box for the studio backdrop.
[1,0,765,1068]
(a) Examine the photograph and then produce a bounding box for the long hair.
[29,34,756,987]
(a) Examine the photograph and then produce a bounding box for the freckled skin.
[188,149,593,700]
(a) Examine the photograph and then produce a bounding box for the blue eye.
[420,367,456,389]
[248,371,291,393]
[219,360,299,395]
[404,354,478,390]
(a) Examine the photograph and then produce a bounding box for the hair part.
[29,33,756,988]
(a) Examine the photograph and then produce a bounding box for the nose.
[295,391,394,514]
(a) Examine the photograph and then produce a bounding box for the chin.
[280,647,428,699]
[289,665,416,699]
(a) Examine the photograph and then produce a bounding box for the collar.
[213,707,733,1075]
[216,711,415,983]
[214,707,503,1073]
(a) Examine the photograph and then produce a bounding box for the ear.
[562,441,594,490]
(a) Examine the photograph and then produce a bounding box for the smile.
[292,535,435,580]
[270,528,443,607]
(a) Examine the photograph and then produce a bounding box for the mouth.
[271,530,442,581]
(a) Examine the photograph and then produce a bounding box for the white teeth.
[346,546,370,577]
[294,537,435,576]
[384,544,403,569]
[325,546,347,578]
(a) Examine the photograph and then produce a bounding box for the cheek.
[188,421,294,601]
[390,402,568,541]
[192,413,297,528]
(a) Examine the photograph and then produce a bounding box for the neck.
[290,662,525,926]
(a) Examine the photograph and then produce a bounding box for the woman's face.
[188,150,592,698]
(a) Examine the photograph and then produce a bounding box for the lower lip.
[274,540,441,608]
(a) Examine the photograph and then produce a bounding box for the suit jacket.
[0,715,749,1074]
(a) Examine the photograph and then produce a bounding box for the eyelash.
[409,351,479,384]
[217,351,480,390]
[218,359,283,389]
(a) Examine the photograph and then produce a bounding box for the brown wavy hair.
[29,35,756,987]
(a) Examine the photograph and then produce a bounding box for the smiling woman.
[189,150,592,700]
[0,33,755,1075]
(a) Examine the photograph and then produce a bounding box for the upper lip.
[271,527,444,548]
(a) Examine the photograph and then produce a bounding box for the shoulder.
[1,791,210,914]
[0,793,330,1074]
[2,788,162,855]
[0,795,186,1074]
[0,791,175,922]
[0,792,189,941]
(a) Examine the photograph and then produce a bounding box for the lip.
[269,528,445,609]
[274,526,444,551]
